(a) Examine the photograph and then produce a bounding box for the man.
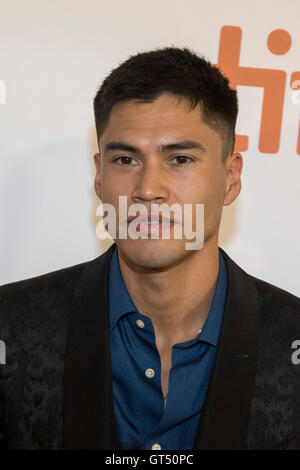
[0,47,299,450]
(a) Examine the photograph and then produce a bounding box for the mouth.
[127,214,175,236]
[128,214,174,224]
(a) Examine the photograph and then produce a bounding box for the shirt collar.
[108,245,228,346]
[108,244,138,332]
[197,249,227,346]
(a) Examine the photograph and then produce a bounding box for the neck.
[117,238,220,346]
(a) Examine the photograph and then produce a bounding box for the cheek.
[190,171,226,215]
[100,169,131,202]
[178,172,222,204]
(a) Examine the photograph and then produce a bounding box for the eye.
[113,156,139,166]
[170,155,194,165]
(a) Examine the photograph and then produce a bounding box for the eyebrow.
[104,139,206,154]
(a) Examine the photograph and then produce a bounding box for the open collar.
[63,244,259,450]
[109,244,228,347]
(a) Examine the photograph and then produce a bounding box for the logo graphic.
[216,26,300,155]
[291,79,300,105]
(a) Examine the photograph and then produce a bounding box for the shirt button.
[145,368,155,378]
[136,319,145,328]
[152,443,161,450]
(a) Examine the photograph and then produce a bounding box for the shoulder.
[220,247,300,331]
[221,246,300,315]
[0,259,93,336]
[0,255,109,374]
[0,261,86,309]
[248,275,300,367]
[0,243,115,326]
[250,274,300,321]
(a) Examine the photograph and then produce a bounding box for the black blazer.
[0,243,299,450]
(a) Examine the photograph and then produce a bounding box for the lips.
[127,213,175,236]
[128,214,174,224]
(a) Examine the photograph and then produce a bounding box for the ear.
[223,152,243,206]
[93,152,102,200]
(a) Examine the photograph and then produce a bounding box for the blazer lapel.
[63,243,117,450]
[193,248,260,449]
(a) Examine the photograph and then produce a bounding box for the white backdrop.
[0,0,299,297]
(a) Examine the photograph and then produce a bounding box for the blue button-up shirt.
[108,245,228,450]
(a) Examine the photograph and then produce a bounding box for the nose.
[131,159,169,204]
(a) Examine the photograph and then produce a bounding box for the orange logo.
[216,26,300,155]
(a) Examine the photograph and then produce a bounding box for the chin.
[117,238,191,271]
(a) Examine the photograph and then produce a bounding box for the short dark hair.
[93,46,238,161]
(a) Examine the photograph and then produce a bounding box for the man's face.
[94,93,242,269]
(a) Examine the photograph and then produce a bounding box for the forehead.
[106,93,201,130]
[100,93,222,154]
